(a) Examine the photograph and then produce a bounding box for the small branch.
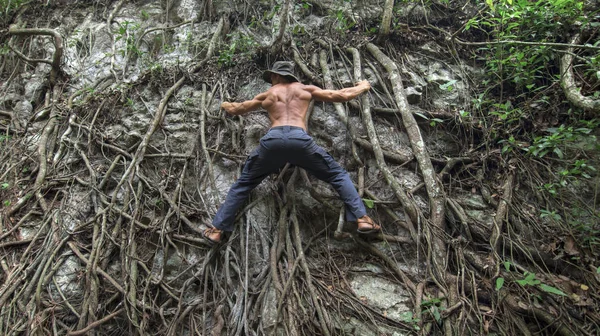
[68,241,125,294]
[355,237,416,293]
[66,308,123,336]
[7,44,53,66]
[8,27,63,84]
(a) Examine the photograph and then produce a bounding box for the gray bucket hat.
[262,61,300,83]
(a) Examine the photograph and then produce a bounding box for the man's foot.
[203,227,224,245]
[356,215,381,234]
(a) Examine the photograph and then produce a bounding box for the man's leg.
[290,140,380,233]
[211,149,280,233]
[292,145,366,221]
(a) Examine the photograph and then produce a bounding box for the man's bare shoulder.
[298,84,325,97]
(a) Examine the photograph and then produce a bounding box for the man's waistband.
[268,126,306,132]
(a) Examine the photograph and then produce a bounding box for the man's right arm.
[221,91,268,115]
[307,80,371,103]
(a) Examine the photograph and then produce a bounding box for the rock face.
[0,0,493,334]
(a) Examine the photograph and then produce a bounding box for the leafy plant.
[331,9,355,32]
[399,311,421,331]
[218,33,257,67]
[540,209,561,221]
[439,79,457,92]
[489,101,523,125]
[421,298,443,323]
[429,118,444,127]
[468,0,586,90]
[115,21,143,57]
[1,0,24,18]
[515,271,567,296]
[1,182,8,189]
[526,125,593,159]
[515,272,540,286]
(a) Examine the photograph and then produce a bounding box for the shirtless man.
[204,61,381,244]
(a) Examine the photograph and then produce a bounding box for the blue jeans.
[212,126,367,232]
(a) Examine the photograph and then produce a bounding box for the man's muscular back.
[220,78,371,129]
[261,83,313,129]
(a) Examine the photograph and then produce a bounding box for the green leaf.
[596,266,600,274]
[439,80,457,91]
[553,147,564,159]
[496,277,505,290]
[503,261,511,271]
[538,284,567,296]
[363,199,375,209]
[415,112,429,120]
[431,306,441,323]
[1,183,8,189]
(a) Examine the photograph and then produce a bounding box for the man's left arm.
[221,92,267,116]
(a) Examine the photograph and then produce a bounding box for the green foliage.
[429,118,444,127]
[540,209,561,221]
[330,9,355,32]
[489,101,523,125]
[1,182,8,189]
[526,124,594,159]
[294,1,312,15]
[566,208,600,248]
[510,271,567,296]
[0,43,9,55]
[115,21,143,57]
[399,311,421,331]
[515,271,540,286]
[439,80,457,92]
[2,199,10,207]
[362,199,375,209]
[421,298,443,323]
[0,0,24,18]
[468,0,587,89]
[539,283,567,296]
[218,33,257,67]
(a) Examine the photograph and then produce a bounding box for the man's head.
[262,61,300,84]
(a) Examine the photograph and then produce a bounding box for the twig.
[66,308,123,336]
[7,27,63,84]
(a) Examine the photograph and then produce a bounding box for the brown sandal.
[356,216,381,234]
[203,227,224,245]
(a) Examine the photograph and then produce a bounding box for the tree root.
[560,34,600,112]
